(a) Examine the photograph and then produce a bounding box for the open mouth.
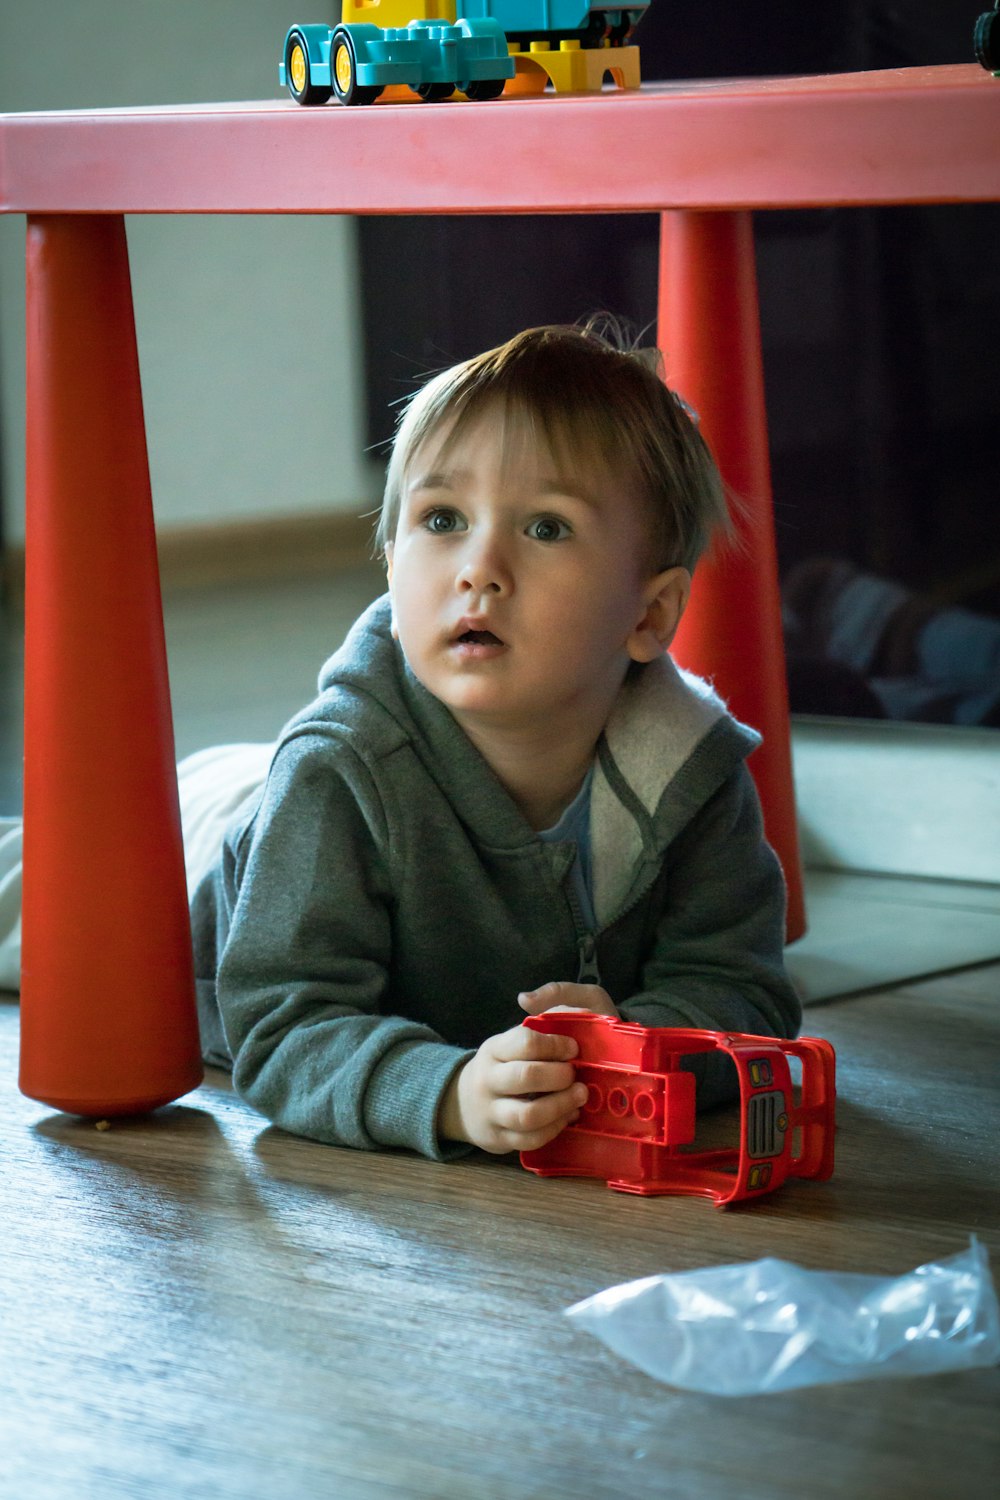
[457,629,503,647]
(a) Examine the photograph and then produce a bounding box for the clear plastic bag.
[566,1237,1000,1396]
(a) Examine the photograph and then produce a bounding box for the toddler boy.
[190,323,801,1159]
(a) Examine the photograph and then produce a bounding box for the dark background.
[359,1,999,725]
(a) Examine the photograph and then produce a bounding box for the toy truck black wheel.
[975,7,1000,71]
[416,81,455,101]
[580,11,609,46]
[464,79,506,101]
[285,30,331,105]
[331,28,383,106]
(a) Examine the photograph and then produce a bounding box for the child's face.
[385,407,689,742]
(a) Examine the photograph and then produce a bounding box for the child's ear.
[627,567,691,663]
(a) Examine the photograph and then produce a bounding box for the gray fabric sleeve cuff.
[363,1038,476,1162]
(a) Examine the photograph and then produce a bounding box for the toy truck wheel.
[331,28,383,106]
[285,30,331,105]
[975,8,999,71]
[581,11,609,45]
[416,81,456,102]
[464,79,506,101]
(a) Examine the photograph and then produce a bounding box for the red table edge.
[1,65,998,216]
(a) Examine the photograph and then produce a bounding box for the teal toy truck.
[280,1,649,105]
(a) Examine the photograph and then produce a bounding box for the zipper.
[576,931,602,985]
[560,877,603,986]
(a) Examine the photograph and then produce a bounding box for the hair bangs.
[375,323,730,571]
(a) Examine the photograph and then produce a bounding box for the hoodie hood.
[591,654,761,925]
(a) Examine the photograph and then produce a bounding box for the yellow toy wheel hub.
[289,43,308,95]
[335,43,355,94]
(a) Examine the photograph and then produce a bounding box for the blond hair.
[376,322,729,572]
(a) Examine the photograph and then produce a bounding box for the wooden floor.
[1,959,998,1500]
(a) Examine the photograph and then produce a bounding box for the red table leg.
[19,214,203,1114]
[657,209,806,942]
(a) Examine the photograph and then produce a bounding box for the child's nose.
[456,534,513,597]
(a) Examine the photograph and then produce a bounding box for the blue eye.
[424,508,464,534]
[528,516,571,542]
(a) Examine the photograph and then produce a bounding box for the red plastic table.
[2,65,998,1114]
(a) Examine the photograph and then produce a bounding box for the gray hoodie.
[191,596,801,1159]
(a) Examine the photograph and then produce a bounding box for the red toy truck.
[520,1013,835,1206]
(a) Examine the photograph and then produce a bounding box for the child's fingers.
[518,982,618,1017]
[518,997,592,1019]
[491,1084,586,1139]
[517,982,568,1014]
[507,1114,581,1153]
[527,1004,592,1016]
[490,1022,579,1064]
[495,1056,579,1097]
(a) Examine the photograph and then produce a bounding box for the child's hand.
[517,982,621,1019]
[438,1023,588,1154]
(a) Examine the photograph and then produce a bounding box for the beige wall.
[0,0,381,545]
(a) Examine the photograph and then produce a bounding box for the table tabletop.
[1,65,998,216]
[1,965,997,1500]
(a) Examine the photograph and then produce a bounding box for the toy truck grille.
[747,1088,788,1159]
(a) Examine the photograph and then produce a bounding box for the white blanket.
[0,743,274,993]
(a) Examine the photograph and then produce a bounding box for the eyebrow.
[407,469,464,492]
[538,479,600,507]
[406,469,600,506]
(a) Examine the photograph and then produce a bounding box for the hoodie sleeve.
[618,762,802,1106]
[203,732,472,1159]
